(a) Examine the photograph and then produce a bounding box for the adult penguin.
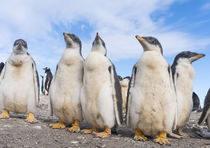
[126,35,177,144]
[42,67,53,95]
[0,39,39,123]
[81,33,122,138]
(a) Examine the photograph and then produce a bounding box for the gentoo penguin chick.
[192,92,201,111]
[171,51,205,136]
[0,39,39,123]
[126,35,177,144]
[120,76,130,117]
[198,89,210,129]
[49,33,83,132]
[0,62,4,74]
[41,67,53,95]
[81,33,122,138]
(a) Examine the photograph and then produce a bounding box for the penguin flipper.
[49,65,58,116]
[109,64,123,126]
[0,62,7,110]
[0,62,7,82]
[31,57,40,106]
[126,65,137,126]
[198,89,210,125]
[168,65,178,130]
[198,106,210,125]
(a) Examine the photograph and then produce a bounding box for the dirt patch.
[0,95,210,148]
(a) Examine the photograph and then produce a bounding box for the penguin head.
[13,39,28,54]
[63,32,82,51]
[173,51,205,64]
[136,35,163,54]
[91,33,107,56]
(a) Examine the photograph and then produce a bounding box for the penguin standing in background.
[0,39,39,123]
[171,51,205,136]
[42,67,53,95]
[40,75,44,95]
[192,92,201,111]
[49,33,83,132]
[120,76,130,117]
[0,62,4,74]
[198,89,210,129]
[81,33,122,138]
[126,35,177,144]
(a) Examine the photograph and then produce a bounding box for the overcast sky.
[0,0,209,106]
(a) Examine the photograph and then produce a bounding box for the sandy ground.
[0,95,210,148]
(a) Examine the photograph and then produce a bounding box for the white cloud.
[201,2,210,10]
[0,0,209,66]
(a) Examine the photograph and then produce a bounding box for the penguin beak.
[95,32,101,40]
[194,54,205,58]
[191,54,205,62]
[136,35,144,41]
[16,43,23,50]
[63,33,71,38]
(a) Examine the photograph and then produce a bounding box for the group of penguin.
[0,32,210,145]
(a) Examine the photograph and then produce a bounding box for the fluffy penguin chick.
[49,33,83,132]
[126,35,177,145]
[0,39,39,123]
[81,33,123,138]
[120,77,130,117]
[171,51,205,136]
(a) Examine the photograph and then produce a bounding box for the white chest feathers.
[174,59,194,127]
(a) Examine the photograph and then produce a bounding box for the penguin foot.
[155,131,170,145]
[95,126,111,138]
[69,119,80,133]
[49,119,66,129]
[178,128,188,136]
[0,109,10,119]
[26,112,38,123]
[134,128,147,141]
[81,126,98,134]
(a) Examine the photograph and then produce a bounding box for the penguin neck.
[174,59,194,95]
[65,47,81,54]
[92,47,106,56]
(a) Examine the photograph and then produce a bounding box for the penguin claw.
[95,132,110,138]
[81,126,98,134]
[26,113,38,123]
[69,126,80,133]
[134,128,147,141]
[155,131,170,145]
[49,123,65,129]
[155,137,170,145]
[0,109,10,119]
[81,129,93,134]
[134,135,147,141]
[95,126,111,138]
